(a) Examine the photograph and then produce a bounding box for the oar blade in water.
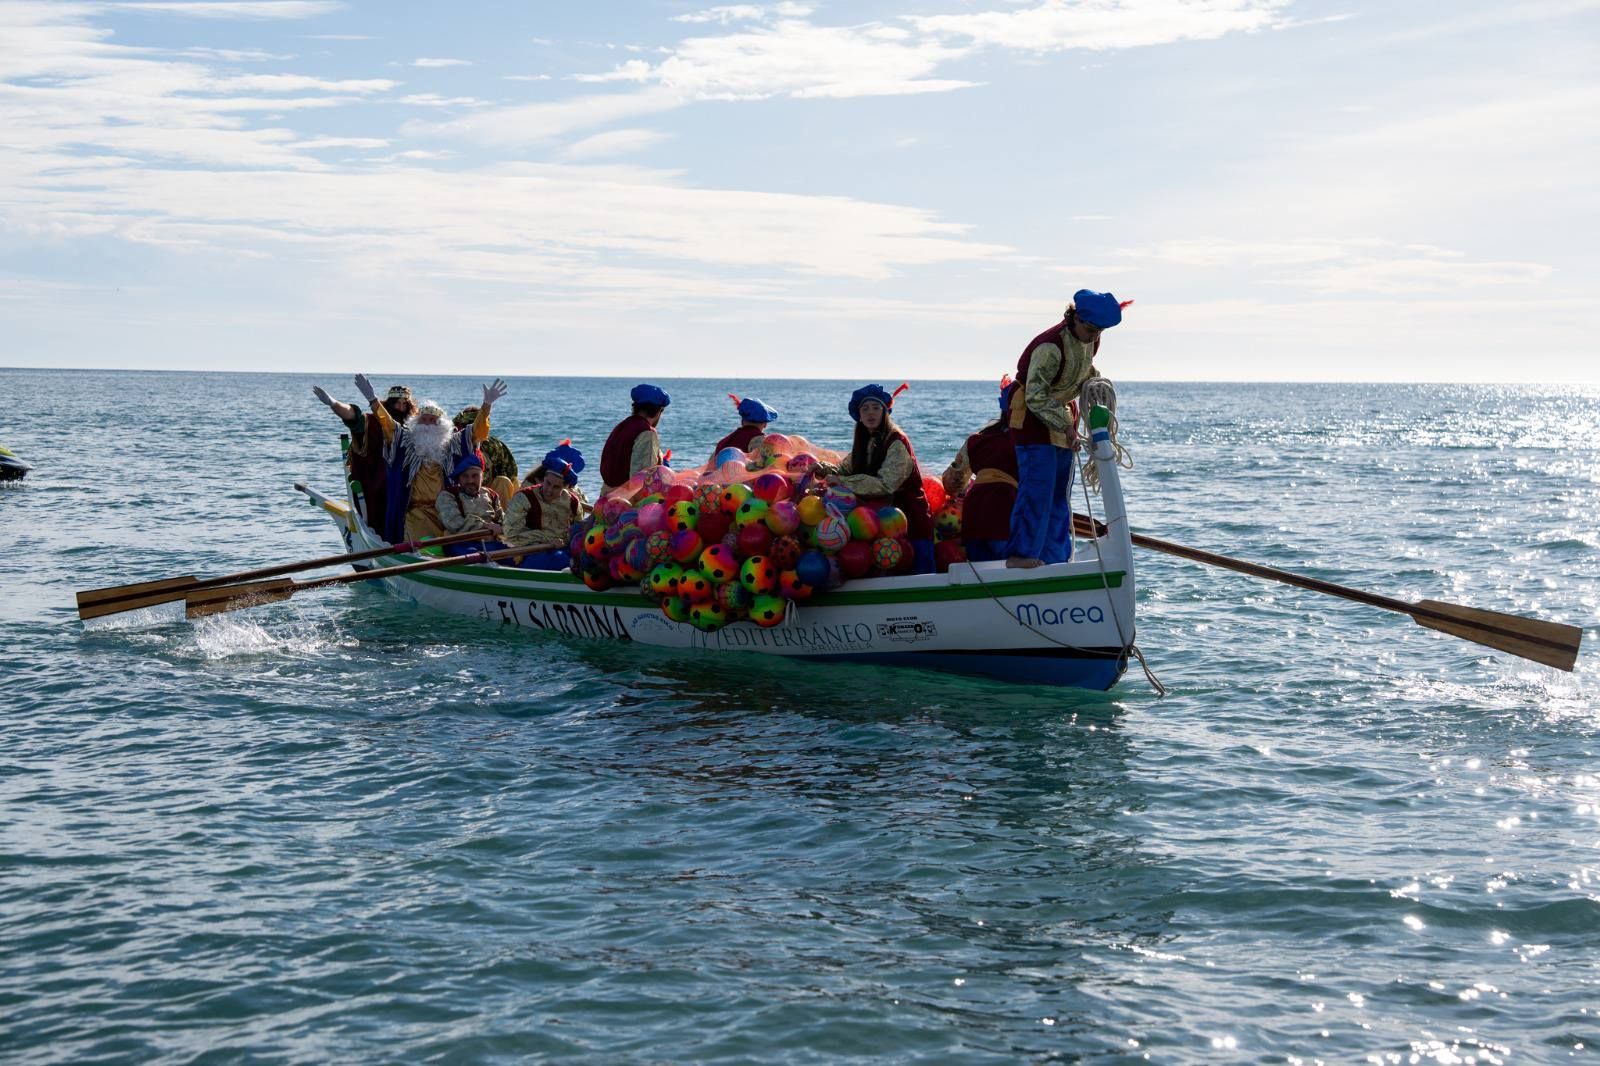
[1412,599,1583,672]
[77,576,199,619]
[184,579,297,619]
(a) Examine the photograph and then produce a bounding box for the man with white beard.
[356,373,508,543]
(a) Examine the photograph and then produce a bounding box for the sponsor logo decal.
[1015,602,1105,626]
[878,615,937,643]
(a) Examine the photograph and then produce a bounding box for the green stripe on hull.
[370,551,1125,606]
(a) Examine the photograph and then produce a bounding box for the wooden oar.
[77,529,489,621]
[1073,514,1584,672]
[184,544,532,619]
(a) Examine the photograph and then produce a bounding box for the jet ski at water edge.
[0,445,31,482]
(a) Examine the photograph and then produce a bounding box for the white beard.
[402,418,454,481]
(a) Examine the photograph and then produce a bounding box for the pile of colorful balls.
[568,435,967,632]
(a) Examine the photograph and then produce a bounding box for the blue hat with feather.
[630,383,671,407]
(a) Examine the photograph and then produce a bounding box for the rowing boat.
[302,407,1137,689]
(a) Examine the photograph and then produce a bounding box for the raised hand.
[481,378,508,408]
[354,373,377,404]
[312,385,335,408]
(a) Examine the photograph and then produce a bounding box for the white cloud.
[108,1,344,19]
[911,0,1291,51]
[409,88,685,145]
[560,128,671,161]
[412,56,471,68]
[674,5,768,24]
[396,93,485,108]
[505,73,552,82]
[218,73,396,92]
[291,135,389,149]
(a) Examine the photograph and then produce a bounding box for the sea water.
[1,369,1597,1062]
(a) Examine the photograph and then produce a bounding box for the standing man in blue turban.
[1004,289,1127,568]
[599,383,670,493]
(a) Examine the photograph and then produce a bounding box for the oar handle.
[78,528,487,611]
[294,544,533,591]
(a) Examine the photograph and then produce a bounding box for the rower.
[941,385,1018,563]
[436,450,506,556]
[504,442,586,570]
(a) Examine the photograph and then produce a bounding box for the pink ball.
[635,501,667,537]
[786,452,818,475]
[764,499,800,535]
[599,495,629,523]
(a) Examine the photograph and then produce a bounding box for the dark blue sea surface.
[2,370,1597,1063]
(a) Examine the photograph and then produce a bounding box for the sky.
[1,0,1596,382]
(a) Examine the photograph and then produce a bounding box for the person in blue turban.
[600,384,671,492]
[712,393,779,461]
[504,441,587,569]
[1002,289,1128,567]
[435,447,507,556]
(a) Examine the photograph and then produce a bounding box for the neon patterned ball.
[823,486,857,515]
[660,596,693,623]
[694,483,725,514]
[786,452,818,475]
[763,500,800,535]
[668,529,703,564]
[779,570,814,601]
[599,495,629,524]
[846,506,881,542]
[934,504,962,540]
[645,530,674,564]
[814,515,850,553]
[721,482,753,515]
[699,544,739,583]
[921,475,948,513]
[739,555,779,595]
[634,502,666,537]
[647,561,685,597]
[748,594,786,628]
[873,506,907,539]
[796,494,827,526]
[715,581,753,613]
[624,537,652,575]
[751,472,791,503]
[583,526,608,560]
[690,601,731,632]
[734,497,770,528]
[871,536,904,571]
[662,482,696,507]
[678,569,714,604]
[666,500,699,532]
[713,447,746,469]
[640,465,675,497]
[769,534,802,570]
[582,568,612,591]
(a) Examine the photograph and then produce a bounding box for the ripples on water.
[2,372,1597,1062]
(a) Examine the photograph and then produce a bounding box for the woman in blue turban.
[813,383,936,574]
